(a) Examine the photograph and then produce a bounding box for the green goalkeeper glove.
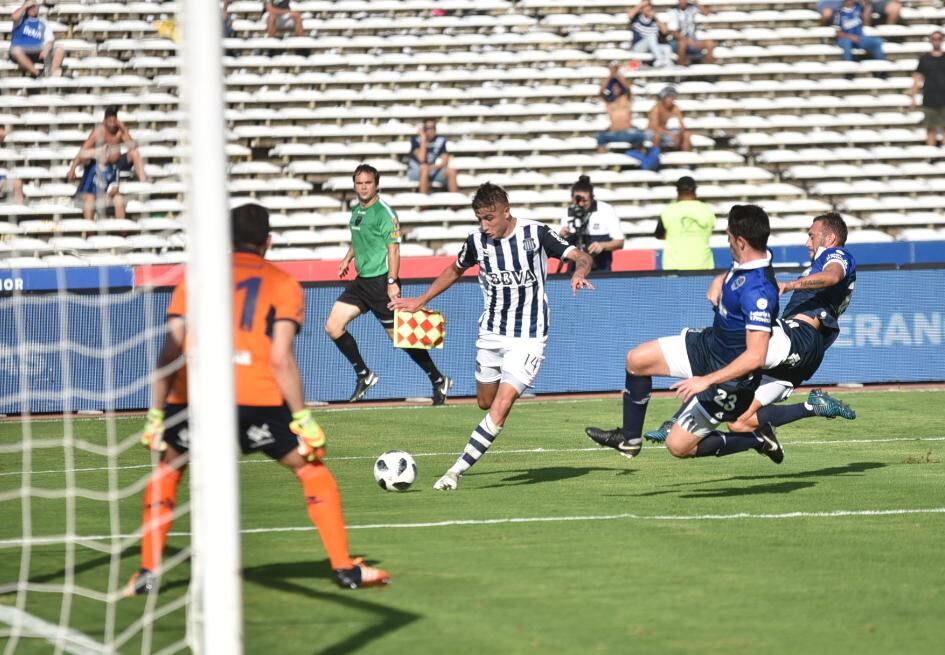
[141,408,166,452]
[290,409,326,462]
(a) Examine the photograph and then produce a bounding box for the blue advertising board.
[1,268,943,413]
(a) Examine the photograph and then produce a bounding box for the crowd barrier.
[1,265,942,414]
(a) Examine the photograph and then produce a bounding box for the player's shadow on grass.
[243,559,419,655]
[474,465,635,488]
[624,462,886,498]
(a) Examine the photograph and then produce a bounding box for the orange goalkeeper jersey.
[165,251,304,406]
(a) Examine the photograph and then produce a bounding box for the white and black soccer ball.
[373,450,417,492]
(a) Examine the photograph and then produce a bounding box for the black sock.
[757,403,815,427]
[332,332,368,377]
[404,348,443,383]
[621,372,651,442]
[695,431,761,458]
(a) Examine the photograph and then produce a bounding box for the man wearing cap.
[647,86,691,151]
[655,176,716,270]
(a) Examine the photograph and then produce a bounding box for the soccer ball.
[373,450,417,492]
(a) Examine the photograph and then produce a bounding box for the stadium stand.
[0,0,944,268]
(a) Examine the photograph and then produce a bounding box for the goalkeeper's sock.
[332,332,369,377]
[757,403,815,427]
[449,414,503,476]
[297,463,353,570]
[622,372,652,442]
[404,347,444,384]
[141,462,182,571]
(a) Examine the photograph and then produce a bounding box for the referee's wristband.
[387,277,398,285]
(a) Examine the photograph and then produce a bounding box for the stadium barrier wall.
[1,266,943,413]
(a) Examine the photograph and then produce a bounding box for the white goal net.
[0,0,238,652]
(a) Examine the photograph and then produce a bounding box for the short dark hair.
[727,204,770,251]
[571,174,593,197]
[352,163,380,185]
[231,203,270,248]
[104,106,119,120]
[676,175,696,193]
[471,182,509,211]
[814,212,848,246]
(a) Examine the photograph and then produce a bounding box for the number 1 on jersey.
[236,277,262,331]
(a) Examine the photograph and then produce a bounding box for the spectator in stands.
[0,127,25,208]
[596,62,645,152]
[835,0,886,63]
[408,119,459,194]
[629,1,673,68]
[666,0,715,66]
[818,1,901,26]
[9,1,65,78]
[911,32,945,147]
[558,175,625,272]
[655,175,716,270]
[223,0,235,38]
[647,86,691,151]
[264,0,304,38]
[67,107,147,219]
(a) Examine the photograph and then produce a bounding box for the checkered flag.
[393,309,446,350]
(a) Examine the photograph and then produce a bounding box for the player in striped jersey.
[390,183,594,490]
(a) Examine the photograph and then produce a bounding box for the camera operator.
[558,175,624,272]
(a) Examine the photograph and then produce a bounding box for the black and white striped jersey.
[456,218,574,339]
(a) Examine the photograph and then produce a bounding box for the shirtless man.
[596,62,645,152]
[647,86,691,151]
[66,107,146,219]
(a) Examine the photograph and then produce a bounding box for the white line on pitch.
[3,507,945,547]
[2,436,943,478]
[0,606,110,655]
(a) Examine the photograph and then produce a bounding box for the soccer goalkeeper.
[125,203,390,596]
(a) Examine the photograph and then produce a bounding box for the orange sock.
[141,462,182,572]
[296,463,353,570]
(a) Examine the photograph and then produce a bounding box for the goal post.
[177,0,242,653]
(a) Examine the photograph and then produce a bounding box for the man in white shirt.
[665,0,715,66]
[558,175,625,272]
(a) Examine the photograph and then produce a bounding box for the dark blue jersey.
[782,246,855,348]
[708,256,779,370]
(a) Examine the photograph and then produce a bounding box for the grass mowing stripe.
[3,435,944,478]
[4,507,944,547]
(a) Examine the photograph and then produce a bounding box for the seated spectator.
[596,62,645,152]
[408,119,459,194]
[264,0,304,37]
[835,0,885,63]
[819,0,900,26]
[666,0,714,67]
[223,0,235,38]
[629,1,673,68]
[67,107,146,219]
[647,86,691,151]
[9,0,64,78]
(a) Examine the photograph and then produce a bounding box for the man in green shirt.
[325,164,452,403]
[655,176,716,270]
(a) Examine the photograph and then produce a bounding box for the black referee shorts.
[336,274,395,327]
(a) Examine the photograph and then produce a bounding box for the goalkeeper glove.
[290,409,326,462]
[141,408,166,452]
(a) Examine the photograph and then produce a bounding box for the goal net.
[0,1,238,653]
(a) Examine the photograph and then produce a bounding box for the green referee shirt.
[659,199,716,270]
[350,197,401,278]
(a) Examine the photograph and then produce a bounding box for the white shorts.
[657,329,693,379]
[675,396,721,438]
[475,332,546,395]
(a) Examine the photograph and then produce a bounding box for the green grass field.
[2,390,944,654]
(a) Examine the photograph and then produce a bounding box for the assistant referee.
[325,163,452,404]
